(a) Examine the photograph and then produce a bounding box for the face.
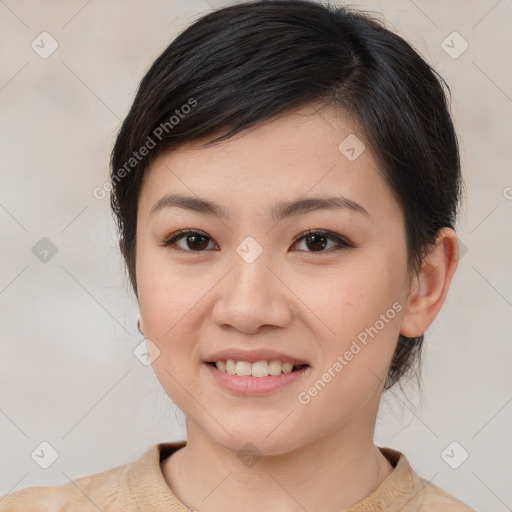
[135,105,412,455]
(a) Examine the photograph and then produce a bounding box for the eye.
[162,229,351,253]
[162,229,219,252]
[291,230,352,253]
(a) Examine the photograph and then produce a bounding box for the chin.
[207,423,305,458]
[225,437,296,458]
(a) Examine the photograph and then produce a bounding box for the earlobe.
[137,318,145,336]
[400,228,459,338]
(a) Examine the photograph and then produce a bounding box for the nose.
[211,246,292,334]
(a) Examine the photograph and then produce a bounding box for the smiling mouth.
[206,360,309,378]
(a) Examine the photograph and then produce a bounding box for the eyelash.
[161,229,352,254]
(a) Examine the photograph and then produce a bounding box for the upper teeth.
[215,360,296,377]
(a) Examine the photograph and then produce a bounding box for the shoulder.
[414,478,477,512]
[372,447,477,512]
[0,459,131,512]
[0,442,185,512]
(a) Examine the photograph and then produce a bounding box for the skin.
[133,103,459,512]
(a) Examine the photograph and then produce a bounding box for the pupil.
[189,234,208,250]
[307,234,327,251]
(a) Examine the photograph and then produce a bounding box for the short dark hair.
[110,0,462,390]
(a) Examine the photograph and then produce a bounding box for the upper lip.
[204,348,309,365]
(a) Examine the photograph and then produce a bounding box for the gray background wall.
[1,1,510,510]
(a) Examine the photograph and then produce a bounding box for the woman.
[0,0,476,510]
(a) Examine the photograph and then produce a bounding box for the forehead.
[138,105,397,222]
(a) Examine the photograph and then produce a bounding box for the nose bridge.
[212,236,290,331]
[230,237,275,302]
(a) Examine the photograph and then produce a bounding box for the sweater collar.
[126,441,421,511]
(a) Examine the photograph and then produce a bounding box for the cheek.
[135,253,204,386]
[136,243,203,335]
[136,256,206,406]
[290,259,401,337]
[289,258,404,394]
[293,272,403,419]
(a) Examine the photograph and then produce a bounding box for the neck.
[162,421,394,512]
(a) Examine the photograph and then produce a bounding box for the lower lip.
[204,363,309,396]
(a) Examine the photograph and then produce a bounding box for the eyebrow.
[149,193,370,222]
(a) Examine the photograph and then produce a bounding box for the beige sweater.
[0,441,476,511]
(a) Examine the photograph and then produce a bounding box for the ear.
[400,227,459,338]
